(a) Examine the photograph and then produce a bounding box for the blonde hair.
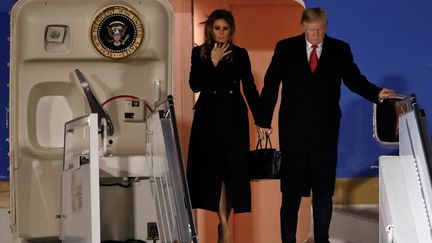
[301,7,327,25]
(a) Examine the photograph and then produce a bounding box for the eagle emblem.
[91,5,144,59]
[107,21,129,47]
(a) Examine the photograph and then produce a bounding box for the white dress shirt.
[306,41,323,61]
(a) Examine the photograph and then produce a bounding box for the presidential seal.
[91,5,144,59]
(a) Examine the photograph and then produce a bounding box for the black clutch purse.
[249,134,281,180]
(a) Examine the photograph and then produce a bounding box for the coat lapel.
[294,35,310,73]
[313,35,331,74]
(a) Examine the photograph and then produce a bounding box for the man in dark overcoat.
[256,7,395,243]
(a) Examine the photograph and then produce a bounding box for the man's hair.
[301,7,327,24]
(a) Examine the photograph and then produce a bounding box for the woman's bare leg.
[217,182,231,243]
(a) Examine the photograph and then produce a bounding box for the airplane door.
[9,0,175,241]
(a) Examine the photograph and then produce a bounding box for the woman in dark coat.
[186,9,259,243]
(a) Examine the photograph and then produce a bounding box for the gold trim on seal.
[90,5,144,59]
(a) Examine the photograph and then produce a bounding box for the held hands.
[257,126,272,140]
[211,42,232,66]
[378,88,396,99]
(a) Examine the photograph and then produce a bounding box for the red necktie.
[309,45,318,73]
